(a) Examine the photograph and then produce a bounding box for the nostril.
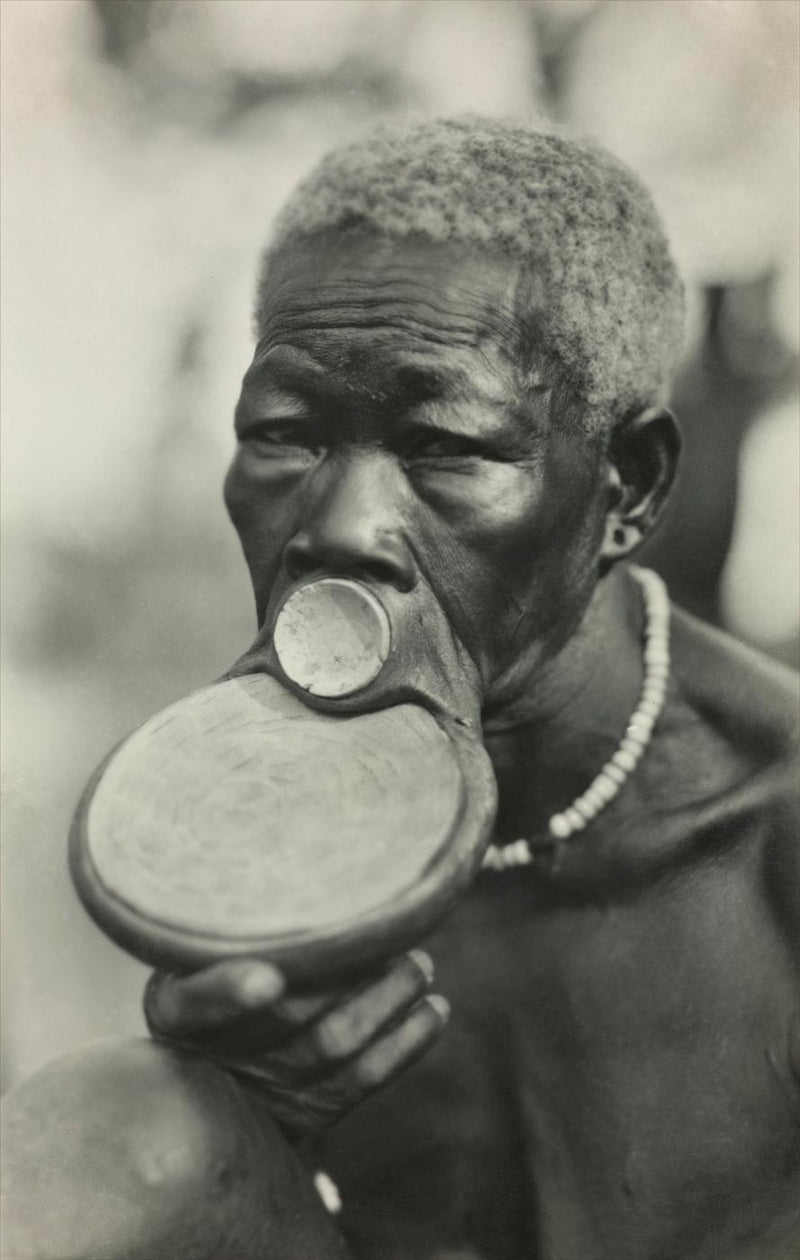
[283,542,321,582]
[283,537,415,592]
[356,558,411,590]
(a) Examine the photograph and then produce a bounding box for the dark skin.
[147,233,681,1125]
[3,235,797,1259]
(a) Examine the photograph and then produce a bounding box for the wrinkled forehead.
[252,234,537,389]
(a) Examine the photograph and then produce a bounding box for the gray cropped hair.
[257,116,685,429]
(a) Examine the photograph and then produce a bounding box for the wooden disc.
[273,578,391,698]
[71,674,496,981]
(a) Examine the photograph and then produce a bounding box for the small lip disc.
[273,578,391,698]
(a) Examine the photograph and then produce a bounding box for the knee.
[105,1038,247,1200]
[2,1037,251,1258]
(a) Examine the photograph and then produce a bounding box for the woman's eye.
[405,434,486,463]
[241,422,320,456]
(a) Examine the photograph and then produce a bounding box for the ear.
[600,407,681,568]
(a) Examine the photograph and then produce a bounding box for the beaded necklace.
[481,566,670,871]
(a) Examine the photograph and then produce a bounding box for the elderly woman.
[3,117,798,1260]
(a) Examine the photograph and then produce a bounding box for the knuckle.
[386,958,431,1014]
[353,1053,384,1091]
[313,1011,358,1062]
[392,963,425,1005]
[271,994,324,1032]
[404,949,434,989]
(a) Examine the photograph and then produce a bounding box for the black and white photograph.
[1,2,798,1257]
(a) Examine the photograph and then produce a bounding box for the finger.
[261,950,432,1037]
[350,992,448,1093]
[275,993,450,1140]
[199,989,348,1058]
[145,961,376,1051]
[164,951,431,1060]
[266,989,349,1037]
[145,959,284,1036]
[191,982,361,1056]
[262,949,435,1080]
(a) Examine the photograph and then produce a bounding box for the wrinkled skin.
[3,236,797,1260]
[142,236,800,1260]
[224,235,609,701]
[146,235,678,1142]
[144,950,448,1144]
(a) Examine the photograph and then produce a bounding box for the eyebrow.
[244,344,324,389]
[241,342,549,446]
[236,381,311,419]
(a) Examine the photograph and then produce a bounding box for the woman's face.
[225,236,608,716]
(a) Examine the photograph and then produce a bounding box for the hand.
[144,952,448,1142]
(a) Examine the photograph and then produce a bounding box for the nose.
[283,453,417,592]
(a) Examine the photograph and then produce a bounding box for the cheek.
[223,457,299,613]
[521,451,607,648]
[411,466,547,655]
[413,459,603,666]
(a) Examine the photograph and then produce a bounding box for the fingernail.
[427,994,450,1023]
[238,964,283,1005]
[408,949,434,985]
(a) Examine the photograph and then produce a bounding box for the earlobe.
[601,519,640,565]
[600,407,681,568]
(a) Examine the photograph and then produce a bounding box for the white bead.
[646,641,669,659]
[504,569,670,868]
[314,1170,342,1215]
[644,646,669,666]
[549,813,571,839]
[611,748,637,773]
[592,774,619,802]
[573,797,598,822]
[563,806,586,831]
[645,655,670,675]
[647,663,670,683]
[581,784,608,810]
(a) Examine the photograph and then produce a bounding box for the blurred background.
[2,0,798,1092]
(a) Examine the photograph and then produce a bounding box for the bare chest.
[319,842,800,1259]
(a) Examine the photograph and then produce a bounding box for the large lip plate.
[69,684,497,986]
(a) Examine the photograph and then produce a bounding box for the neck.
[482,566,646,840]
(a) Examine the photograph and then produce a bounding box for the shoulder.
[669,604,799,759]
[667,606,798,938]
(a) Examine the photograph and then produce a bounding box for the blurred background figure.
[2,0,797,1091]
